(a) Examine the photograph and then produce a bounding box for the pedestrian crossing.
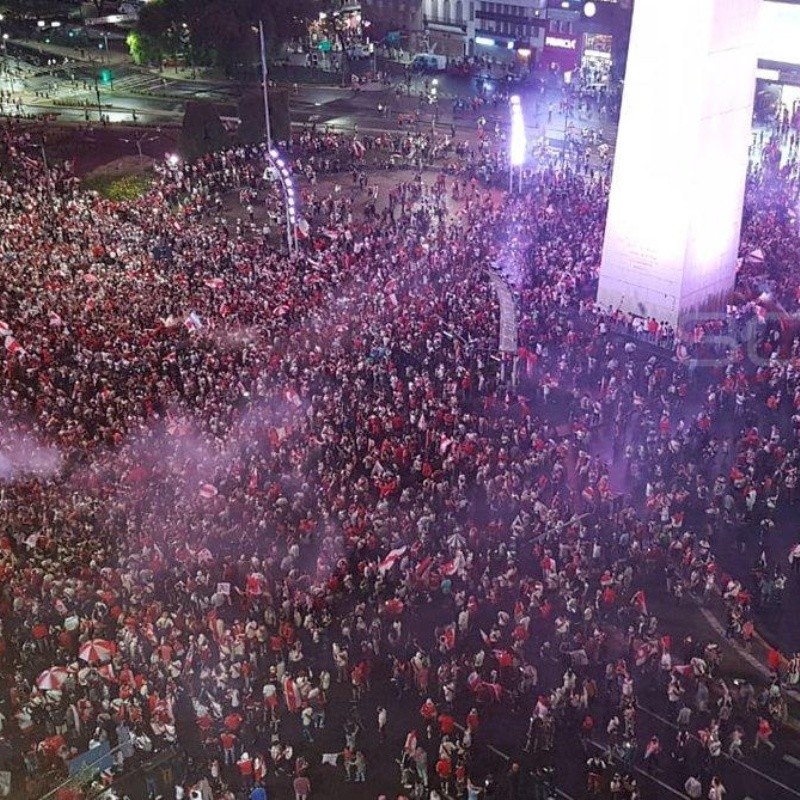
[105,73,167,94]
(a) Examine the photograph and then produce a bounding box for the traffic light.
[100,68,113,85]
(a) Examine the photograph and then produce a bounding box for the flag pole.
[259,20,272,151]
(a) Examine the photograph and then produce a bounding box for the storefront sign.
[545,36,577,49]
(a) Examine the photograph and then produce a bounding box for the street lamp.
[265,146,298,253]
[509,94,526,193]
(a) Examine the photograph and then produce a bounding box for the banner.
[68,741,113,778]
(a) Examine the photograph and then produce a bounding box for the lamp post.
[509,94,526,193]
[0,15,8,92]
[430,78,438,138]
[265,147,298,254]
[93,75,102,121]
[258,20,272,151]
[562,69,572,163]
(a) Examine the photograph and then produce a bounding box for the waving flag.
[4,336,23,356]
[378,546,408,575]
[184,312,203,332]
[631,589,648,617]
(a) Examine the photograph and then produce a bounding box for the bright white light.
[759,1,800,66]
[276,158,284,168]
[475,36,495,47]
[50,20,61,28]
[269,148,279,159]
[517,48,532,58]
[507,41,514,50]
[509,97,526,167]
[37,20,46,28]
[167,154,179,166]
[583,1,597,18]
[598,0,759,327]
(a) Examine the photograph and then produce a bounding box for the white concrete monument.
[597,0,761,327]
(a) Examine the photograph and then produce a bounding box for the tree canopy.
[132,0,319,73]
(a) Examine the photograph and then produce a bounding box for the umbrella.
[79,638,116,663]
[36,667,69,691]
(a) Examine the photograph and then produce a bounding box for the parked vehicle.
[411,53,447,72]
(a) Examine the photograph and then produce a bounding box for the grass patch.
[83,172,153,202]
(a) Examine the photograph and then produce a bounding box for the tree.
[132,0,321,72]
[237,88,290,146]
[179,102,229,162]
[126,31,163,67]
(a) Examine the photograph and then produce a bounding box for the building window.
[443,0,451,21]
[431,0,439,20]
[456,0,464,22]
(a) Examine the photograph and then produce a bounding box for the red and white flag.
[285,387,302,407]
[283,675,299,713]
[440,551,464,577]
[184,312,203,332]
[631,589,648,617]
[635,642,655,667]
[4,336,23,356]
[378,545,408,575]
[295,218,310,240]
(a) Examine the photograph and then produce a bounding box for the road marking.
[783,754,800,768]
[587,740,688,799]
[639,705,800,798]
[451,722,578,800]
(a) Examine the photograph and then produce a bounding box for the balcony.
[423,15,467,31]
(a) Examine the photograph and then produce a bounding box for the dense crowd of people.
[0,94,799,800]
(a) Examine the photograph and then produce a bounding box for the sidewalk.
[9,38,130,67]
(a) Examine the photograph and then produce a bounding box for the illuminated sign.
[545,36,577,49]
